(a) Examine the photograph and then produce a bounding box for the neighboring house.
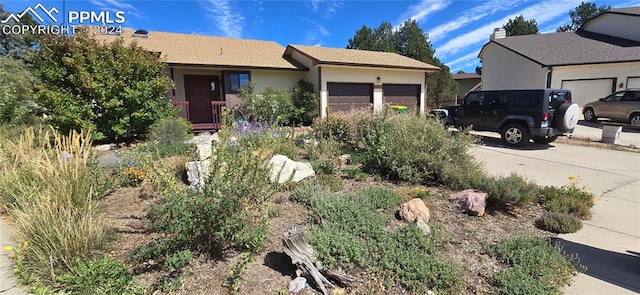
[452,73,481,103]
[100,30,438,131]
[478,6,640,109]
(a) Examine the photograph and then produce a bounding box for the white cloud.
[436,0,583,57]
[310,0,342,17]
[445,52,479,68]
[200,0,244,38]
[427,0,524,42]
[303,18,331,37]
[89,0,142,18]
[396,0,451,27]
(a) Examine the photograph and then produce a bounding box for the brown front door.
[184,75,221,123]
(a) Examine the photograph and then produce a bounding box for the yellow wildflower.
[568,175,576,181]
[4,246,12,251]
[22,241,28,249]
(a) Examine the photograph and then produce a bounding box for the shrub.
[478,173,540,209]
[56,256,144,295]
[147,117,192,144]
[307,188,461,293]
[0,128,109,283]
[312,109,376,147]
[0,56,42,125]
[342,167,367,181]
[357,187,404,210]
[291,184,332,207]
[291,79,318,126]
[491,236,579,294]
[307,174,344,192]
[239,83,297,125]
[29,32,176,141]
[345,111,482,187]
[535,212,583,234]
[132,119,276,289]
[538,180,594,219]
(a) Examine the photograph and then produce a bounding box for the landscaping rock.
[448,189,488,217]
[339,154,351,165]
[415,217,431,235]
[267,155,315,184]
[295,137,318,148]
[185,160,211,190]
[187,133,216,160]
[397,198,430,223]
[94,143,116,153]
[97,152,122,168]
[288,277,307,293]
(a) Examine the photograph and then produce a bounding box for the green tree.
[346,19,458,107]
[0,56,41,124]
[0,4,42,59]
[556,2,612,32]
[503,15,539,36]
[29,33,176,141]
[292,79,318,126]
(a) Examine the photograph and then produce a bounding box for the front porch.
[171,99,226,133]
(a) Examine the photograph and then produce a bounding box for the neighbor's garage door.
[627,77,640,89]
[561,79,615,108]
[327,82,373,112]
[383,84,420,111]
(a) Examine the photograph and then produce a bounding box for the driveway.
[472,136,640,294]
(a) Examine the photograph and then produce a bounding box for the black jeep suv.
[433,89,580,147]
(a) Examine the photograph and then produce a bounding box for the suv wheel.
[583,108,597,122]
[555,103,580,131]
[532,135,558,144]
[630,113,640,126]
[501,124,530,147]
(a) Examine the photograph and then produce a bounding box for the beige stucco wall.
[319,65,427,118]
[456,78,481,99]
[289,50,319,93]
[481,43,547,90]
[250,69,306,92]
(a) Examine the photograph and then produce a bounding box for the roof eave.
[480,40,546,67]
[165,62,308,71]
[317,61,440,72]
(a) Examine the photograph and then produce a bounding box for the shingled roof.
[284,45,440,71]
[97,29,306,70]
[480,31,640,67]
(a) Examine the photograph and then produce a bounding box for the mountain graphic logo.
[1,3,59,24]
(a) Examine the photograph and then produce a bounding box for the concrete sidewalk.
[569,121,640,147]
[472,140,640,294]
[0,216,27,295]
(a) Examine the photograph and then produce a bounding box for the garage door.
[327,82,373,112]
[627,77,640,89]
[561,79,615,108]
[383,84,420,111]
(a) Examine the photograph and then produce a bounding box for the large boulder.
[97,152,122,168]
[187,133,216,160]
[185,160,211,190]
[448,189,488,217]
[397,198,430,223]
[267,155,315,184]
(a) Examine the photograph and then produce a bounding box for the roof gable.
[285,45,440,71]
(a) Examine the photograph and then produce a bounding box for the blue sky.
[2,0,639,73]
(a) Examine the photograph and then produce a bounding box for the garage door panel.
[383,84,420,110]
[327,83,372,112]
[561,79,614,109]
[628,77,640,89]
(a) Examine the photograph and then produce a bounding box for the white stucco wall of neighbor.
[319,65,426,118]
[481,43,547,90]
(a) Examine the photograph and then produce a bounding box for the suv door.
[597,91,625,118]
[457,92,484,127]
[613,90,640,121]
[482,92,509,128]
